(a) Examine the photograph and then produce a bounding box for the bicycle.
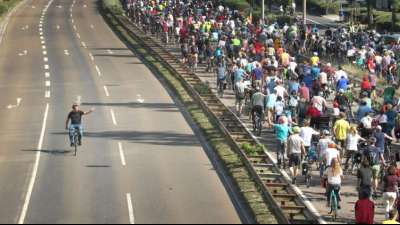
[71,127,81,156]
[328,186,340,221]
[253,110,263,136]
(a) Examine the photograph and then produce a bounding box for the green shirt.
[384,86,396,103]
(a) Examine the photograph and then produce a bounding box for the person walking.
[383,166,400,219]
[287,127,306,185]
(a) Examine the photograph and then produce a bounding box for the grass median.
[100,1,278,224]
[0,0,21,20]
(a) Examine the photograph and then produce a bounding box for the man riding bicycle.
[251,87,266,126]
[65,103,94,147]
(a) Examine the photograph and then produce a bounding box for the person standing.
[235,79,246,117]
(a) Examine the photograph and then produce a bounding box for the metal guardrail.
[105,8,326,224]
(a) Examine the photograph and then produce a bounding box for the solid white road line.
[103,86,110,97]
[18,103,49,224]
[95,65,101,76]
[45,91,50,98]
[126,193,135,224]
[118,142,126,166]
[110,109,117,125]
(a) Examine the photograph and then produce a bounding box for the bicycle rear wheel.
[74,133,78,156]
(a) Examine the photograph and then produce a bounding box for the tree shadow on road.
[51,130,200,147]
[21,149,73,156]
[81,102,180,113]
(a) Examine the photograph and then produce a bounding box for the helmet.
[323,130,330,136]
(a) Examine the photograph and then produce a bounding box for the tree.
[367,0,375,27]
[391,0,399,31]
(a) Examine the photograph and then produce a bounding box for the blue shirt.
[252,68,263,80]
[374,132,385,152]
[356,105,373,121]
[311,66,321,80]
[234,69,245,82]
[265,94,277,108]
[303,75,313,90]
[288,81,300,93]
[273,124,290,142]
[337,78,348,91]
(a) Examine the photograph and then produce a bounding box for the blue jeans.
[69,124,83,144]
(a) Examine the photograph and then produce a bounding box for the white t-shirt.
[335,70,348,81]
[327,169,343,185]
[346,134,361,151]
[361,116,373,129]
[318,138,334,158]
[325,148,340,167]
[274,85,286,98]
[275,101,285,116]
[300,127,319,147]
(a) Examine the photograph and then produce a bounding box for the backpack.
[236,85,245,99]
[365,148,379,166]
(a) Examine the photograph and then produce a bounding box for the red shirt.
[299,86,310,102]
[355,199,375,224]
[361,80,372,91]
[306,106,321,118]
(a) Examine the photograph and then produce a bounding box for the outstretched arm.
[84,108,95,115]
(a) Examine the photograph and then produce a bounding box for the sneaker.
[70,143,74,147]
[292,178,297,185]
[78,140,82,146]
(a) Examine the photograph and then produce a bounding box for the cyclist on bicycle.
[251,87,266,126]
[65,103,94,147]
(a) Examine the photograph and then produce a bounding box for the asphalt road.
[0,0,242,223]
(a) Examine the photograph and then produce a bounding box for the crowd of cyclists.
[122,0,400,223]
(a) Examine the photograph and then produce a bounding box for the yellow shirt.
[383,220,400,224]
[310,56,319,66]
[333,119,350,141]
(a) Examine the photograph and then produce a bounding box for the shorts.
[289,154,301,167]
[372,165,381,179]
[236,97,244,106]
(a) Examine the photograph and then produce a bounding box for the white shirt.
[274,85,286,98]
[346,134,361,151]
[300,127,319,147]
[318,138,334,158]
[275,101,285,116]
[327,169,343,185]
[325,148,340,167]
[335,70,348,81]
[361,116,373,129]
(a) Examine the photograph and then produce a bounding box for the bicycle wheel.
[330,190,338,221]
[257,119,262,136]
[74,133,78,156]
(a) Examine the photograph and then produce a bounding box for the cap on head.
[292,126,301,134]
[339,89,345,93]
[376,125,382,131]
